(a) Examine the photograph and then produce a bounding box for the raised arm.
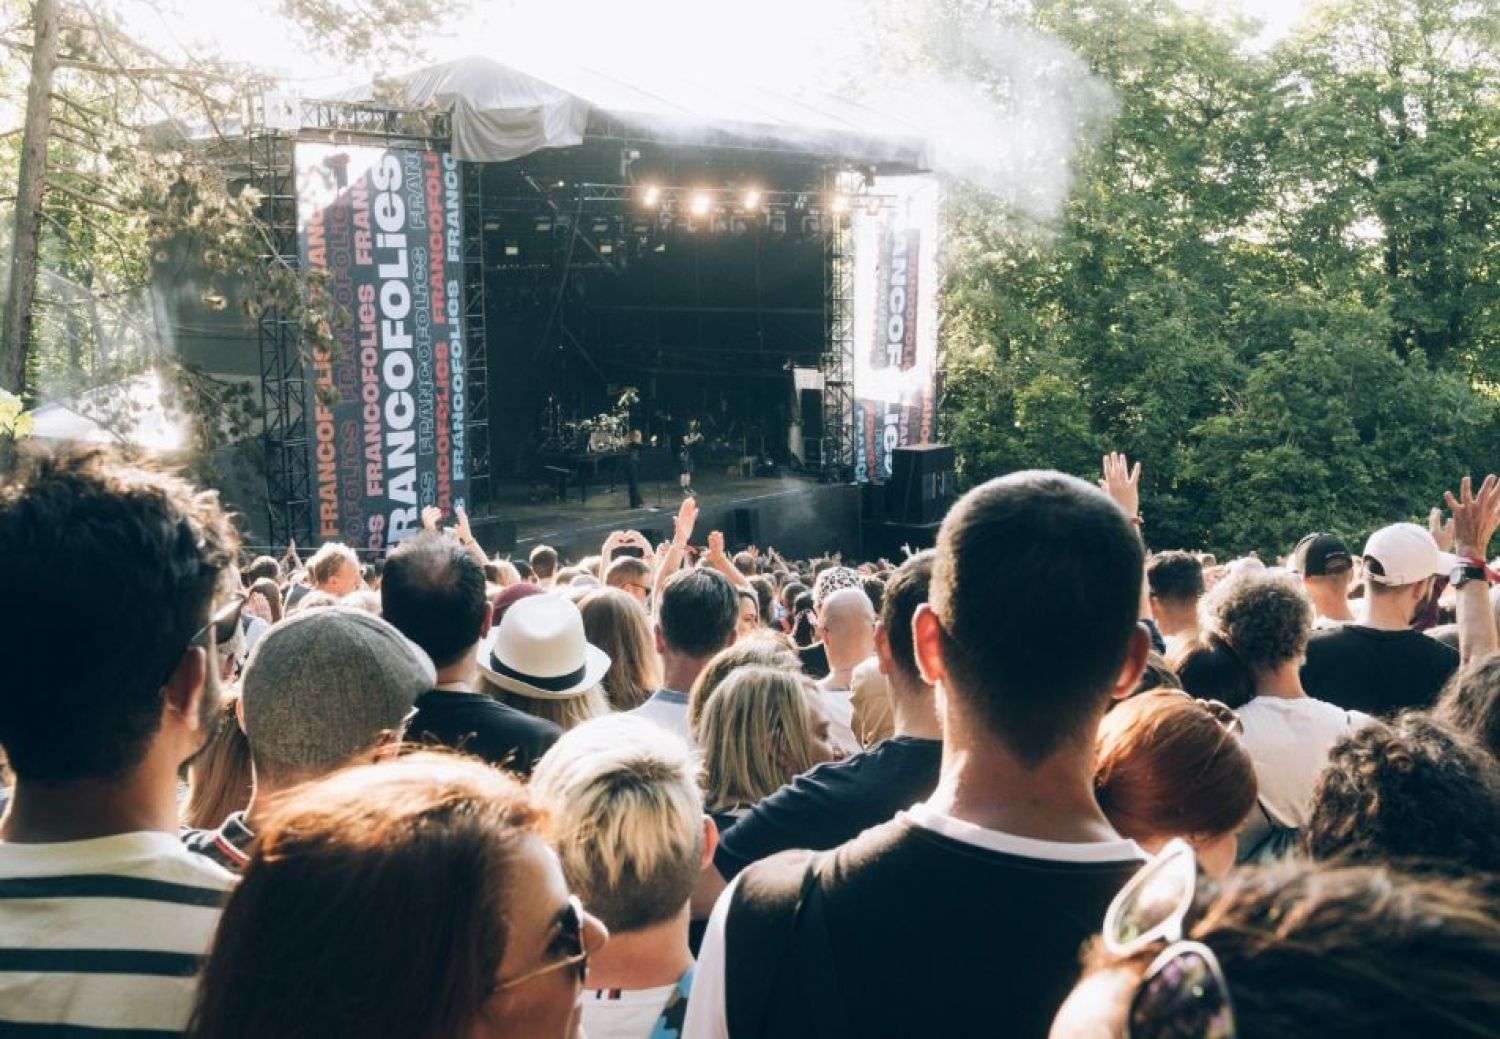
[1445,474,1500,663]
[705,530,754,592]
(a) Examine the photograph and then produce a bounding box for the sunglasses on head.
[193,594,247,648]
[1103,839,1237,1039]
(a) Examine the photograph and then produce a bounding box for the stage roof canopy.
[336,56,930,174]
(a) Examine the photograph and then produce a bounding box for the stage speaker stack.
[887,444,955,525]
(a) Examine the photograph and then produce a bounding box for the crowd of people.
[0,445,1498,1038]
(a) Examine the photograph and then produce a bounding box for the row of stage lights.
[637,183,880,219]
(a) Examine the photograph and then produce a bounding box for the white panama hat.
[477,594,610,700]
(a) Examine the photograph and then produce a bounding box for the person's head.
[247,576,283,624]
[812,565,863,611]
[780,581,808,615]
[480,595,612,732]
[1201,569,1312,677]
[1361,522,1455,624]
[656,567,738,665]
[817,587,877,672]
[735,588,762,642]
[531,715,711,937]
[686,632,802,735]
[1050,859,1500,1039]
[188,754,608,1039]
[241,554,281,586]
[1094,691,1257,875]
[576,555,602,580]
[914,471,1148,768]
[513,559,535,584]
[749,575,776,626]
[1129,652,1183,699]
[529,545,559,582]
[1171,634,1255,709]
[1145,551,1204,634]
[1433,653,1500,761]
[307,542,362,597]
[1290,531,1354,612]
[184,695,253,830]
[875,550,933,699]
[382,532,491,670]
[238,606,434,791]
[1305,712,1500,874]
[0,448,236,786]
[604,556,652,607]
[491,558,522,588]
[698,666,837,814]
[732,550,757,577]
[861,574,885,615]
[579,588,661,711]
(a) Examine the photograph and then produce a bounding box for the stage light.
[504,240,520,257]
[599,241,614,255]
[535,217,553,233]
[742,188,762,211]
[591,218,610,234]
[641,184,662,208]
[690,192,712,217]
[830,194,850,215]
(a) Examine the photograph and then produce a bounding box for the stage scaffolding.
[822,169,858,483]
[242,97,493,545]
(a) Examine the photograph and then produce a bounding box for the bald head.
[820,587,877,671]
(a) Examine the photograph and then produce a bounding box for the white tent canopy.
[335,55,929,171]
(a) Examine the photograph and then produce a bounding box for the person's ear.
[912,604,947,689]
[655,623,667,655]
[700,815,719,870]
[163,645,208,731]
[1108,623,1152,702]
[478,601,494,640]
[873,622,895,676]
[235,692,247,736]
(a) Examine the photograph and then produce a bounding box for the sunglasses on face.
[1103,839,1237,1039]
[494,895,595,993]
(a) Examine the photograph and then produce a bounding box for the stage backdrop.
[851,176,939,483]
[295,142,469,552]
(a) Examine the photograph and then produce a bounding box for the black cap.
[1291,533,1352,576]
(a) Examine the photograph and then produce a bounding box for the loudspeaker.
[732,507,760,548]
[887,444,955,525]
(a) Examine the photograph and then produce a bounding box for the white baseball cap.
[1361,523,1458,586]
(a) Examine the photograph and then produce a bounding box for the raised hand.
[421,505,443,533]
[1428,507,1456,553]
[708,530,727,558]
[454,504,474,544]
[624,530,653,553]
[1445,474,1500,558]
[1099,452,1141,519]
[673,496,699,547]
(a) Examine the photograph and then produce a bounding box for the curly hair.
[1062,860,1500,1039]
[1201,569,1312,671]
[1433,653,1500,763]
[1305,712,1500,875]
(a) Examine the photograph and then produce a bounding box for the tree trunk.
[1,0,62,397]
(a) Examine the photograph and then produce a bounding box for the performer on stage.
[625,429,645,508]
[679,418,703,498]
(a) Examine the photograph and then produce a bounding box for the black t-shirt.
[406,689,561,776]
[715,736,942,881]
[1301,625,1459,717]
[726,816,1141,1039]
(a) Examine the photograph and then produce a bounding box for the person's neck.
[818,663,855,692]
[2,760,179,843]
[583,913,693,992]
[889,678,942,741]
[1310,585,1356,622]
[244,767,318,832]
[1156,608,1198,640]
[1255,663,1306,700]
[925,698,1118,844]
[433,652,479,690]
[1360,590,1414,632]
[660,652,707,695]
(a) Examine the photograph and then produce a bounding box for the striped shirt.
[0,831,235,1037]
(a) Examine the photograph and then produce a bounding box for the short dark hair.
[658,568,738,658]
[1147,551,1204,605]
[749,575,776,625]
[512,559,534,582]
[382,533,487,669]
[0,448,235,781]
[529,545,558,579]
[862,575,886,615]
[931,472,1143,765]
[242,555,281,585]
[1306,712,1500,874]
[732,551,757,576]
[605,556,650,589]
[882,551,933,681]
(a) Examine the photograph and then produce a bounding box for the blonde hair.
[580,588,661,711]
[698,666,821,814]
[184,695,253,829]
[307,542,359,587]
[530,714,703,934]
[687,632,802,738]
[485,676,609,731]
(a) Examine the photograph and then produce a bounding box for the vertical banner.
[852,176,939,483]
[295,143,468,552]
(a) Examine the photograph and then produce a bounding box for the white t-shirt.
[628,689,693,744]
[581,968,694,1039]
[681,804,1144,1039]
[0,831,236,1034]
[1236,695,1371,827]
[815,688,860,758]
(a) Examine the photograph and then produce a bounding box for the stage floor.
[489,468,825,550]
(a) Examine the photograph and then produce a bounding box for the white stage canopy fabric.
[335,56,928,171]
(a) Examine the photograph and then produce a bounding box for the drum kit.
[541,388,638,455]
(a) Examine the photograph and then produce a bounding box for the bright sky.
[114,0,1317,95]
